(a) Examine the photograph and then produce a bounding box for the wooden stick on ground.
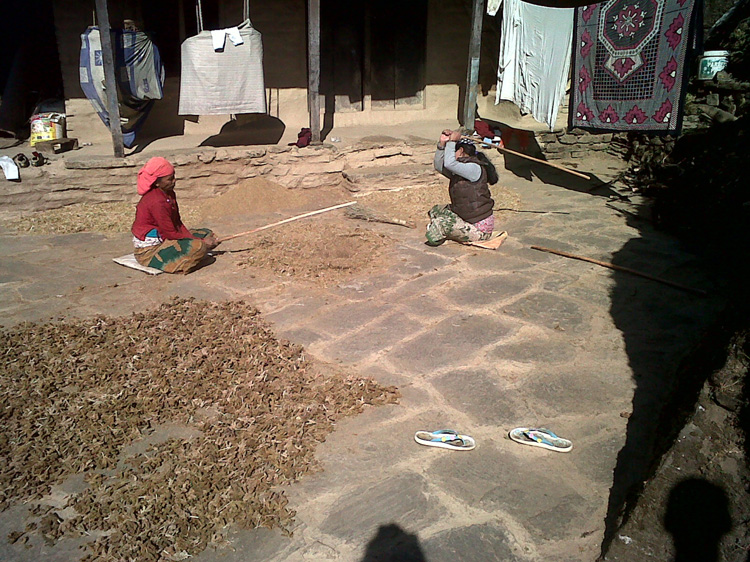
[217,201,356,243]
[344,203,416,228]
[460,135,591,180]
[530,246,708,296]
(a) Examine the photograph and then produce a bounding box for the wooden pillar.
[307,0,321,143]
[462,0,484,131]
[94,0,125,157]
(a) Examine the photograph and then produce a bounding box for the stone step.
[342,164,437,191]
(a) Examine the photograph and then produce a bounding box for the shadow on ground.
[601,208,743,557]
[664,478,732,562]
[480,118,621,198]
[361,524,426,562]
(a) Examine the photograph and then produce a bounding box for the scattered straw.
[1,202,201,235]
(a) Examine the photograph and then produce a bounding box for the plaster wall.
[53,0,517,147]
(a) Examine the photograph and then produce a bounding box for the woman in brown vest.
[426,129,499,246]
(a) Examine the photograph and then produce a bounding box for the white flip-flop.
[509,427,572,452]
[414,429,476,451]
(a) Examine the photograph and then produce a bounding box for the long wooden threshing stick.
[530,246,708,296]
[217,201,357,243]
[460,135,591,180]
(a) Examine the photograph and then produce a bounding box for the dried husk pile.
[0,299,399,560]
[233,222,394,286]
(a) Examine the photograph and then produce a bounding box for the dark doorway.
[320,0,427,113]
[370,0,427,109]
[0,0,64,139]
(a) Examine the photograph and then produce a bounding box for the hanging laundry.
[211,27,243,51]
[179,19,267,115]
[569,0,699,134]
[487,0,502,17]
[79,28,165,148]
[495,0,574,131]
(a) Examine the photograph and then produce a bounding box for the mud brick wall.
[1,142,438,215]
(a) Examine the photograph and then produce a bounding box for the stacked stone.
[536,128,622,160]
[685,70,750,129]
[2,141,436,215]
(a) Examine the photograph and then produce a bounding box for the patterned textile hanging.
[569,0,700,134]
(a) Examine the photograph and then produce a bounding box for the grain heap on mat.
[0,299,399,561]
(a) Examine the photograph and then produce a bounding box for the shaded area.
[664,479,732,562]
[361,524,426,562]
[0,0,63,139]
[200,114,285,147]
[601,92,750,557]
[479,118,621,197]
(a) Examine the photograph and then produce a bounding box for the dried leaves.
[0,298,399,560]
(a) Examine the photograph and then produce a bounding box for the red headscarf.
[137,157,175,195]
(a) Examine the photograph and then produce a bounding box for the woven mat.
[113,254,163,275]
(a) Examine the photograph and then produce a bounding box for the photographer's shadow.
[361,524,426,562]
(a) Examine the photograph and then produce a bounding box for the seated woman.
[131,157,218,273]
[426,129,499,246]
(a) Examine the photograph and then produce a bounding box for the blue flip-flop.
[415,429,476,451]
[509,427,572,452]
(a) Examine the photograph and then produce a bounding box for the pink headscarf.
[137,157,175,195]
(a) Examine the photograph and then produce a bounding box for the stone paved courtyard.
[0,149,726,561]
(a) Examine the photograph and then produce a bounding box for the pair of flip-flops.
[508,427,572,452]
[414,429,476,451]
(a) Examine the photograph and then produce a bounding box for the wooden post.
[94,0,124,157]
[307,0,321,143]
[462,0,484,131]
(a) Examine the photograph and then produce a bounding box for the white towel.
[210,27,243,51]
[0,156,20,181]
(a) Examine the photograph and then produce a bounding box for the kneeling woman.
[131,157,218,273]
[427,129,499,246]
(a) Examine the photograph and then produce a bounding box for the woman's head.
[455,139,477,159]
[137,157,176,195]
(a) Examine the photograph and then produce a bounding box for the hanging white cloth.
[210,27,243,51]
[179,19,266,115]
[495,0,573,130]
[487,0,502,17]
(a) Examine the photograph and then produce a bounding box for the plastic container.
[698,50,729,81]
[29,113,66,146]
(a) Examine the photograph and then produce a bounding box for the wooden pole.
[462,0,484,130]
[94,0,125,157]
[217,201,356,243]
[307,0,321,143]
[530,246,708,296]
[460,135,591,180]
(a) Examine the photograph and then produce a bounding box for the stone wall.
[1,141,441,216]
[535,129,627,161]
